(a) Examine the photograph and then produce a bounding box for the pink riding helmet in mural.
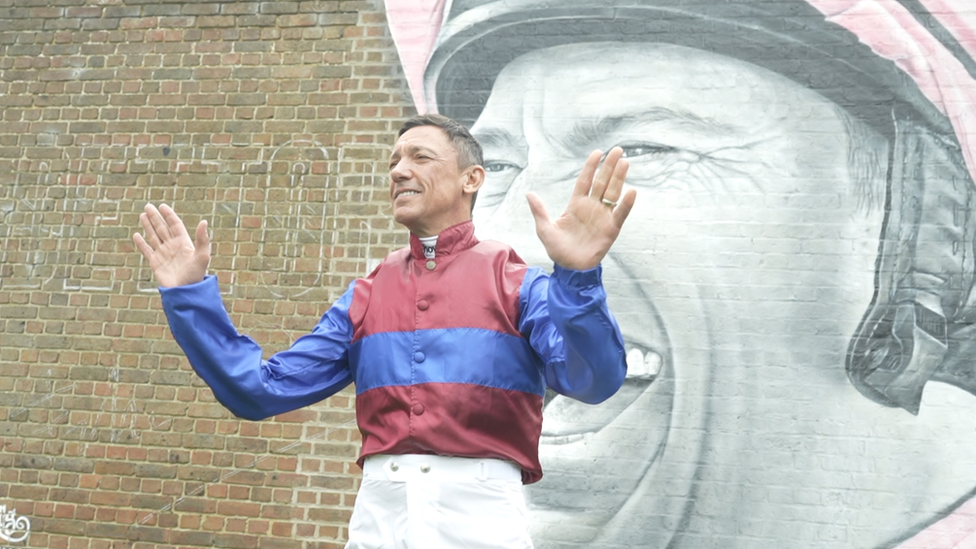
[385,1,976,547]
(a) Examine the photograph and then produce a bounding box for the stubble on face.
[389,125,474,237]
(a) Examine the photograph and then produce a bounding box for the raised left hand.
[527,147,637,270]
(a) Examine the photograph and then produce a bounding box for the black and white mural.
[385,1,976,547]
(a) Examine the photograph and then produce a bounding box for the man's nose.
[390,160,412,182]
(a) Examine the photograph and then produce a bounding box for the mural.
[385,1,976,548]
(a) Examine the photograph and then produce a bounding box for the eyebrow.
[472,127,527,153]
[561,109,738,151]
[389,143,437,161]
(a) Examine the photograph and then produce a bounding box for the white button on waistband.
[420,464,430,473]
[390,462,399,472]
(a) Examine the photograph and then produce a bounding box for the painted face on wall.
[471,42,976,548]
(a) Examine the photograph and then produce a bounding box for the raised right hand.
[133,203,211,288]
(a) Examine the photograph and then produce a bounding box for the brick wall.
[0,2,409,547]
[8,1,976,548]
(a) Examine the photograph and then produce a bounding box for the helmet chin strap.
[847,102,976,414]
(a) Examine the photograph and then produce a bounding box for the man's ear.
[461,165,485,196]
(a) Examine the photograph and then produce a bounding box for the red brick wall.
[0,2,410,547]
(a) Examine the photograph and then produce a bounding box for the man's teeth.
[626,348,662,379]
[400,191,419,197]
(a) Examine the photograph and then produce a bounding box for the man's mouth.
[540,342,665,444]
[396,190,420,199]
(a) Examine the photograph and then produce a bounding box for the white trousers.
[345,454,534,549]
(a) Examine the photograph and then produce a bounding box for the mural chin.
[527,260,677,542]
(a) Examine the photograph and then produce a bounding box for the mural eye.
[617,143,677,158]
[484,160,521,173]
[476,160,523,212]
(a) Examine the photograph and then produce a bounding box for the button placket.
[411,253,441,424]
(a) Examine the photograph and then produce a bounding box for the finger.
[158,203,192,242]
[603,157,630,204]
[138,210,159,247]
[590,147,624,202]
[144,203,175,244]
[132,232,155,261]
[572,150,604,199]
[611,188,638,228]
[194,220,210,258]
[525,192,552,235]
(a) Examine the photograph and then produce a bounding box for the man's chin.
[392,210,419,232]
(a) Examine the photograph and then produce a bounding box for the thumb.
[526,192,551,236]
[194,220,211,262]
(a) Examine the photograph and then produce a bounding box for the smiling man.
[133,113,636,548]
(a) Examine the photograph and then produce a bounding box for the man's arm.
[134,203,354,420]
[515,147,635,402]
[519,265,626,404]
[160,276,354,420]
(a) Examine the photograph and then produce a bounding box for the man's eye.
[484,161,521,173]
[618,143,677,158]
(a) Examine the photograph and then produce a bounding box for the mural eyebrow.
[473,128,526,152]
[564,110,738,150]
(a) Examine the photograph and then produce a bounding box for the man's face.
[470,42,900,546]
[389,125,472,237]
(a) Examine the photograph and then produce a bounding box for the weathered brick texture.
[1,1,407,547]
[14,0,976,547]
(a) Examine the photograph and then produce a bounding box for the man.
[384,0,976,547]
[133,113,636,548]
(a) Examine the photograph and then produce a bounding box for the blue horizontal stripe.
[350,328,545,396]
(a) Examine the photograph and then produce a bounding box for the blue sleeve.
[518,264,627,404]
[159,275,355,420]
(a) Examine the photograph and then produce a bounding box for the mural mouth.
[540,342,664,444]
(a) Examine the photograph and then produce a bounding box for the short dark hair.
[398,113,484,211]
[398,113,483,168]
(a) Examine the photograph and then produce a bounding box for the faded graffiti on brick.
[1,151,125,293]
[257,140,333,299]
[387,0,976,547]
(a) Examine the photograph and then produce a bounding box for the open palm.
[132,203,211,288]
[528,147,637,271]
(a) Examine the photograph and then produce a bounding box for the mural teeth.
[541,433,586,445]
[626,348,662,379]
